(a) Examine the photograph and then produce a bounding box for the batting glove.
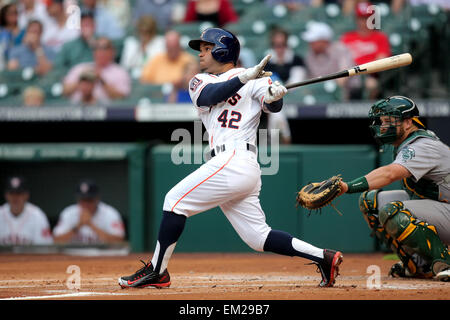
[238,54,273,84]
[264,81,287,104]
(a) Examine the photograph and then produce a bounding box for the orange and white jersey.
[189,68,272,149]
[0,202,53,245]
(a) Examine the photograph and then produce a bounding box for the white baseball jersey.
[0,203,53,245]
[53,202,125,244]
[189,68,272,149]
[159,68,325,275]
[163,70,275,253]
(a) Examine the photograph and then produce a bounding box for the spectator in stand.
[302,21,362,100]
[97,0,131,31]
[340,1,391,99]
[132,0,180,32]
[53,9,96,69]
[392,0,450,12]
[264,27,306,85]
[53,179,125,244]
[264,0,322,12]
[17,0,49,30]
[166,60,200,103]
[267,111,292,145]
[7,20,55,76]
[184,0,238,27]
[120,15,165,79]
[23,85,46,106]
[0,3,26,70]
[0,175,53,245]
[140,30,195,85]
[80,0,124,40]
[63,37,131,105]
[72,69,98,106]
[42,0,80,53]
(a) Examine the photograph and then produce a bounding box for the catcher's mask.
[368,96,424,145]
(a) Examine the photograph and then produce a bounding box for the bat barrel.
[285,53,412,91]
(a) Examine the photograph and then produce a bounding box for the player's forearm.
[88,222,124,243]
[197,77,244,106]
[365,164,411,189]
[53,231,76,243]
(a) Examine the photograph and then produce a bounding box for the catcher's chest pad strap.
[394,130,439,155]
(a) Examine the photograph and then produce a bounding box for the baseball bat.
[285,53,412,90]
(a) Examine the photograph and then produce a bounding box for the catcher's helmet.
[368,96,424,145]
[188,28,240,65]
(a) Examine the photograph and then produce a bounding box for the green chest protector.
[394,130,440,201]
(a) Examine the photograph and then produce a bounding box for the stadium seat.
[116,81,166,106]
[282,81,343,105]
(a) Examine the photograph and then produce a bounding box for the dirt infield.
[0,252,448,300]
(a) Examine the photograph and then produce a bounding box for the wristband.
[345,176,369,194]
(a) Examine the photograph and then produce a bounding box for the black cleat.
[312,249,343,287]
[118,260,171,289]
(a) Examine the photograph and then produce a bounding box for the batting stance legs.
[119,149,343,288]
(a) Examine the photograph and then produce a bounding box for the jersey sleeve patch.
[399,146,416,163]
[190,77,203,92]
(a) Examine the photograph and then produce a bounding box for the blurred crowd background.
[0,0,448,108]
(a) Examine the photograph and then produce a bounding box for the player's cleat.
[389,261,413,278]
[388,261,422,278]
[389,261,433,279]
[312,249,343,287]
[436,268,450,282]
[118,260,171,289]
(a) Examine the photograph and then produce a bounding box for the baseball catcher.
[297,96,450,281]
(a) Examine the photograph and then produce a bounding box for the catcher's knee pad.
[359,189,382,230]
[358,189,395,247]
[379,201,450,276]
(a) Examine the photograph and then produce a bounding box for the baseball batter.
[119,28,343,289]
[0,176,53,245]
[338,96,450,281]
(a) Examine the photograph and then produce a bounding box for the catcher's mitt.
[296,175,343,212]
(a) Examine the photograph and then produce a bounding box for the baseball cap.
[76,179,99,199]
[355,1,373,18]
[301,22,333,42]
[80,8,95,19]
[48,0,64,4]
[5,176,29,193]
[79,69,97,82]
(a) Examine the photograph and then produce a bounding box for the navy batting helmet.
[188,28,240,65]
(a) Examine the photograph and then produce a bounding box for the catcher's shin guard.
[379,201,450,276]
[359,192,429,277]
